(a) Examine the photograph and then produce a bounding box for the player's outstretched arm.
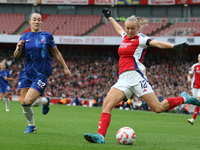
[102,8,124,36]
[14,40,25,59]
[51,47,71,79]
[148,40,174,49]
[148,40,188,50]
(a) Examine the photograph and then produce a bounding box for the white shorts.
[191,88,200,97]
[112,70,153,99]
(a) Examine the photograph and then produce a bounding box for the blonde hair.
[125,15,148,30]
[1,61,6,66]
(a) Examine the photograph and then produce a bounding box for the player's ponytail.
[125,15,148,31]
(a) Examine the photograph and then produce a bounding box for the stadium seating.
[0,12,199,37]
[42,14,101,36]
[89,22,167,36]
[89,22,124,36]
[0,13,25,34]
[155,22,200,36]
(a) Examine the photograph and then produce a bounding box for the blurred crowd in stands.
[1,54,194,111]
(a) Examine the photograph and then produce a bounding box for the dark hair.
[29,12,42,21]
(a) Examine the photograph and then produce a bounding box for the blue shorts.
[18,71,47,96]
[0,85,10,93]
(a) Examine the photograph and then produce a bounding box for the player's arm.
[4,76,13,81]
[148,40,174,49]
[109,17,124,36]
[149,40,188,50]
[14,40,25,59]
[187,73,193,83]
[102,8,124,36]
[50,46,71,78]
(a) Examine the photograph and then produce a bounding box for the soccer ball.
[116,127,136,145]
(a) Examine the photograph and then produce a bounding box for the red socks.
[166,97,185,109]
[97,98,186,136]
[193,106,199,119]
[98,113,111,136]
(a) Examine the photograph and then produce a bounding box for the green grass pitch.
[0,101,200,150]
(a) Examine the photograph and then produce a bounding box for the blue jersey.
[19,31,56,77]
[0,69,11,87]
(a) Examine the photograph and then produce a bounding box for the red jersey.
[189,63,200,88]
[118,32,150,75]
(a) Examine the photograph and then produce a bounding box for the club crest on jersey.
[41,39,45,43]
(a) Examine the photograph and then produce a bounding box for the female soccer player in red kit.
[187,53,200,125]
[84,8,200,144]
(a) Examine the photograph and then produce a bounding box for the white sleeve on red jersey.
[138,33,151,47]
[189,63,196,75]
[121,32,127,39]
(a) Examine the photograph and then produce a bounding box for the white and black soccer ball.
[116,127,136,145]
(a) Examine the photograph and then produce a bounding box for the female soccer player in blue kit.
[14,12,71,133]
[84,8,200,143]
[0,62,13,111]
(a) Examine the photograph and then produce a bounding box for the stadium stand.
[6,55,193,103]
[1,12,199,37]
[89,21,167,36]
[20,14,101,36]
[155,22,200,36]
[0,13,25,34]
[39,14,101,36]
[54,14,101,36]
[89,22,124,36]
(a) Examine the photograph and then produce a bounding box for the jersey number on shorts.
[139,80,147,89]
[37,80,46,89]
[7,86,10,90]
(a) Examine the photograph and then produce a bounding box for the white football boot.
[188,118,195,125]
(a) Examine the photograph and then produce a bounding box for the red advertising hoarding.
[148,0,175,5]
[175,0,200,4]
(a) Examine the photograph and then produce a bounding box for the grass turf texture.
[0,101,200,150]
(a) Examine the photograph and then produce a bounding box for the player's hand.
[17,40,25,50]
[64,68,71,79]
[102,8,111,19]
[4,76,8,80]
[173,42,188,50]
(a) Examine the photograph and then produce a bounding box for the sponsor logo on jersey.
[119,42,132,48]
